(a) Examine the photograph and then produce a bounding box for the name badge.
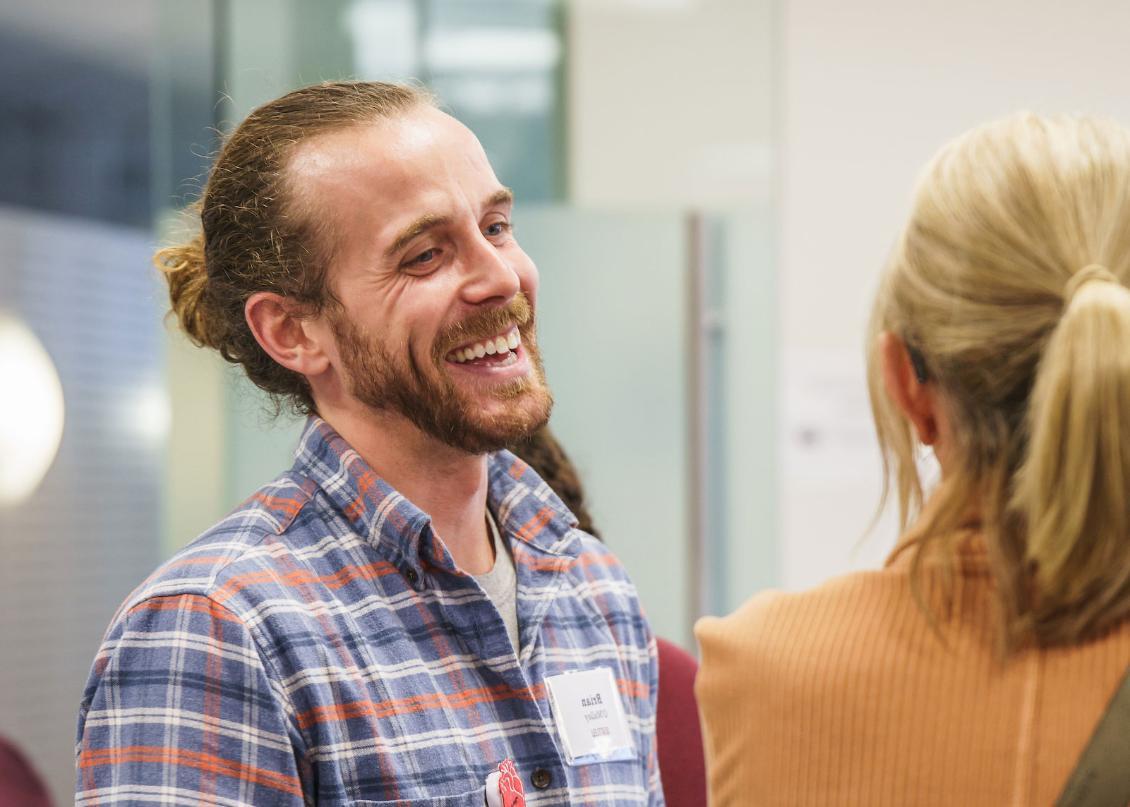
[544,667,635,766]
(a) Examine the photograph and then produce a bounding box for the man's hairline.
[275,102,437,286]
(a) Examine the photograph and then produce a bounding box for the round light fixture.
[0,312,65,506]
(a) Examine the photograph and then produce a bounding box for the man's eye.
[485,221,510,237]
[410,248,438,265]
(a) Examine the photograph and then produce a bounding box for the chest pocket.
[351,787,486,806]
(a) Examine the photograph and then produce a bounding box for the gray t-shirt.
[473,511,519,654]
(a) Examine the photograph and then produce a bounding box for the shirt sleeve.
[75,593,307,806]
[645,632,667,807]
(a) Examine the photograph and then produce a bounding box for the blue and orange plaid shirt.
[76,417,662,805]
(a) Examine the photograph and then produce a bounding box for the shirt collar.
[486,448,581,559]
[291,416,582,573]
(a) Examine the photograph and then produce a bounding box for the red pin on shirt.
[485,759,526,807]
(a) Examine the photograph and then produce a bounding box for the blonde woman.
[696,114,1130,806]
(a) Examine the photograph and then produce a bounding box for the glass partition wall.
[0,2,214,802]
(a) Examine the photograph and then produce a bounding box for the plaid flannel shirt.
[75,417,662,806]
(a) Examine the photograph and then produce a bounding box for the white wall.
[568,0,774,208]
[779,0,1130,590]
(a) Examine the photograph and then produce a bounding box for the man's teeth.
[450,329,522,363]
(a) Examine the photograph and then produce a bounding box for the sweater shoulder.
[701,565,910,639]
[695,565,924,688]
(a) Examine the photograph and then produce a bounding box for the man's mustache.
[434,292,534,358]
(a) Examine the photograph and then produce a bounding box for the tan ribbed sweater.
[695,536,1130,806]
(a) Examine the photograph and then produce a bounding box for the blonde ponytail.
[1012,266,1130,642]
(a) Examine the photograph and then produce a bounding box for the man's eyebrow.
[486,188,514,209]
[385,213,449,259]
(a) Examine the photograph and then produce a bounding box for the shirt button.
[404,568,419,586]
[531,768,552,790]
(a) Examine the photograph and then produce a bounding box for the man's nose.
[460,233,520,305]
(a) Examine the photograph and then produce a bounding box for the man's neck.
[320,404,495,575]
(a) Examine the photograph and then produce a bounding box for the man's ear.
[878,331,938,445]
[244,292,331,378]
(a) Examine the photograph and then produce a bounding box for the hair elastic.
[1065,264,1119,304]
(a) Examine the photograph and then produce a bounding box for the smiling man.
[76,82,662,806]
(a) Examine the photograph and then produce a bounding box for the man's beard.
[331,292,553,455]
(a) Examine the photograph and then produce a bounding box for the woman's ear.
[244,292,331,378]
[878,331,938,445]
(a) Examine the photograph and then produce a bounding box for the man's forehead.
[287,108,493,188]
[283,108,507,268]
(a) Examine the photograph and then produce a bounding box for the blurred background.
[2,0,1130,801]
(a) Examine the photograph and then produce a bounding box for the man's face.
[290,106,552,453]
